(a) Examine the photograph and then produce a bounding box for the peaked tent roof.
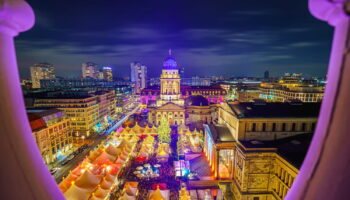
[64,183,91,200]
[75,170,101,190]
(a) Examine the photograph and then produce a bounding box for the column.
[216,149,220,179]
[286,0,350,199]
[0,1,64,199]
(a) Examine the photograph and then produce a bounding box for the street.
[53,104,141,183]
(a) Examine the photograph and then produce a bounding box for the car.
[61,159,70,165]
[67,154,74,160]
[50,167,59,175]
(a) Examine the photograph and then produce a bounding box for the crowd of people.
[110,126,184,200]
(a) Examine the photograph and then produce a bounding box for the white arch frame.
[0,0,349,199]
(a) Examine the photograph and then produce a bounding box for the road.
[104,104,141,135]
[54,104,141,183]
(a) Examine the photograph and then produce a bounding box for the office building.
[102,66,113,81]
[27,109,73,165]
[130,62,147,94]
[82,62,99,79]
[30,63,55,88]
[33,90,116,136]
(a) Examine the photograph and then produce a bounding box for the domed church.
[146,50,221,126]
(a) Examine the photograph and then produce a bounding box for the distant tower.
[158,49,184,106]
[130,62,147,94]
[264,70,270,79]
[30,63,55,88]
[82,62,99,79]
[102,67,113,81]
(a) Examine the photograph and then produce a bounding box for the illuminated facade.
[146,50,221,126]
[260,83,324,102]
[181,85,226,104]
[231,141,301,200]
[30,63,55,88]
[140,85,226,105]
[28,109,73,165]
[236,88,261,102]
[259,73,324,103]
[218,102,319,141]
[147,50,185,125]
[102,66,113,81]
[33,90,116,136]
[130,62,147,94]
[82,62,99,79]
[157,50,184,106]
[203,124,309,200]
[185,95,213,125]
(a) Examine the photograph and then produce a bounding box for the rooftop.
[207,124,235,143]
[185,95,209,107]
[229,102,321,118]
[240,133,313,169]
[27,108,63,131]
[27,108,62,118]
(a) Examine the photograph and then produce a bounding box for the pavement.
[53,104,141,183]
[54,135,106,182]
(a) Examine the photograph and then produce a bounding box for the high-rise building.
[102,67,113,81]
[82,62,99,79]
[130,62,147,94]
[264,70,269,79]
[30,63,55,88]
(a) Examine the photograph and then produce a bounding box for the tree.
[157,117,171,143]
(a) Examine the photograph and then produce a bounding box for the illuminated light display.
[102,66,112,70]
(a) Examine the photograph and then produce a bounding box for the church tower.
[157,50,184,106]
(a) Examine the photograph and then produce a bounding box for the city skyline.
[16,0,332,79]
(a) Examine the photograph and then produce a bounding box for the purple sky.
[16,0,333,79]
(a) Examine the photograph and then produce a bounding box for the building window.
[252,123,256,132]
[253,197,260,200]
[262,123,266,132]
[282,123,286,131]
[291,123,296,131]
[272,123,276,131]
[302,123,306,131]
[312,122,316,131]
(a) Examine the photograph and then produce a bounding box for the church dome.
[185,95,209,106]
[163,49,178,70]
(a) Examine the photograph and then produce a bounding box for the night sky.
[16,0,333,79]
